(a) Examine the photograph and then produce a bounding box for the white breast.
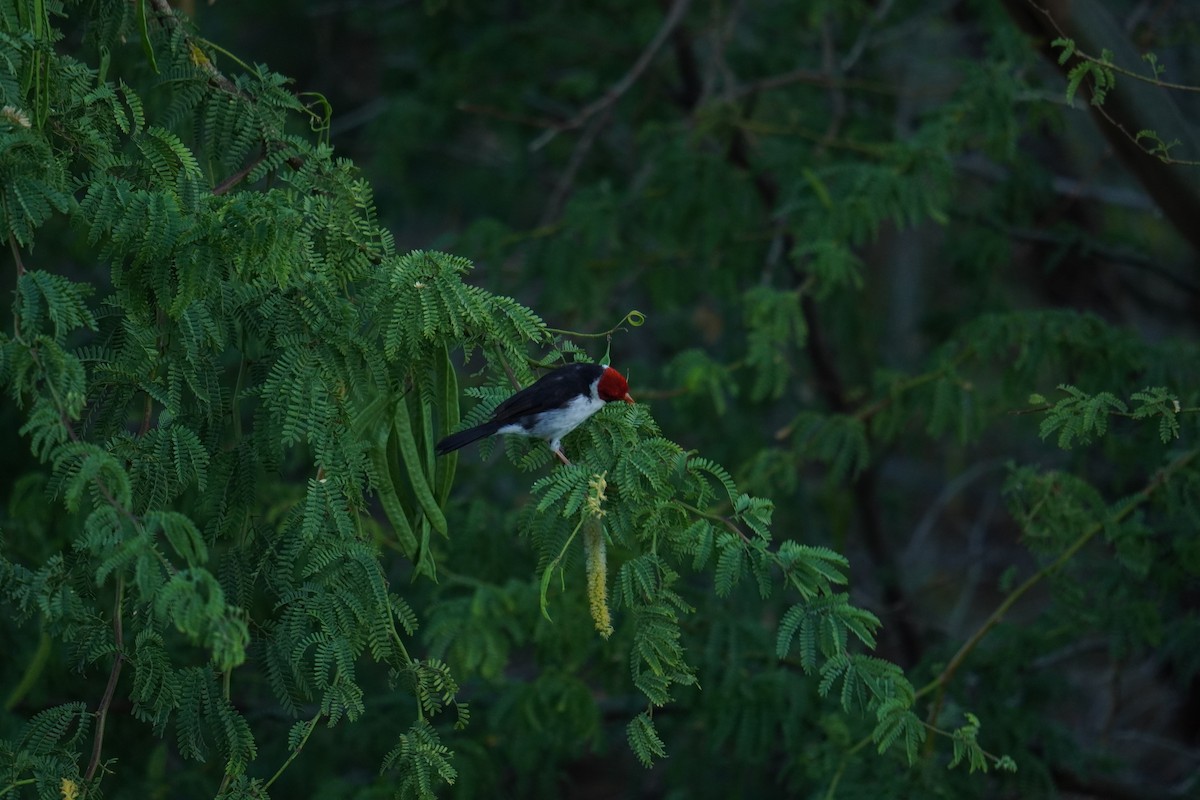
[495,381,604,451]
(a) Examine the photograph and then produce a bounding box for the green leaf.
[147,510,207,566]
[626,711,668,768]
[873,698,925,763]
[1038,384,1127,449]
[1051,36,1076,65]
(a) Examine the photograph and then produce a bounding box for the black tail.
[435,420,504,455]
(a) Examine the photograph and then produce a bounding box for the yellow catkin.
[585,471,607,517]
[584,472,613,638]
[61,778,80,800]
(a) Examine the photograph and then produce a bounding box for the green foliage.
[1131,386,1183,442]
[1048,32,1199,165]
[1037,384,1127,448]
[784,412,871,484]
[873,698,925,763]
[2,4,518,795]
[3,1,1199,799]
[1035,384,1185,448]
[1054,38,1117,106]
[949,713,991,774]
[743,286,806,401]
[0,3,942,795]
[381,720,458,800]
[0,703,89,798]
[625,712,667,769]
[776,593,878,670]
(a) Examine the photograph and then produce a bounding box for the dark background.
[4,1,1200,797]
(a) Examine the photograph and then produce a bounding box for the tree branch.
[8,231,24,340]
[714,18,925,666]
[1002,0,1200,250]
[85,577,126,782]
[730,67,897,99]
[148,2,303,192]
[212,149,267,196]
[529,0,693,151]
[538,107,612,227]
[147,0,241,97]
[918,447,1200,724]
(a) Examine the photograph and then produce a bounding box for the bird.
[435,363,634,465]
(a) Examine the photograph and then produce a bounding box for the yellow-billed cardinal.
[435,363,634,465]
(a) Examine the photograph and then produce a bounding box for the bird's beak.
[623,393,635,404]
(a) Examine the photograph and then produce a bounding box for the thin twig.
[538,107,612,227]
[1026,0,1200,92]
[669,0,704,107]
[144,5,308,190]
[263,711,322,789]
[1089,97,1200,166]
[85,577,126,781]
[711,0,746,100]
[8,231,24,340]
[818,19,847,148]
[955,151,1157,211]
[734,119,889,157]
[677,501,754,545]
[496,350,521,391]
[839,0,896,72]
[848,348,975,423]
[917,447,1200,727]
[138,393,154,437]
[962,211,1200,294]
[730,67,898,99]
[1022,0,1200,166]
[7,230,25,278]
[212,149,267,196]
[456,102,561,130]
[147,0,242,97]
[529,0,693,151]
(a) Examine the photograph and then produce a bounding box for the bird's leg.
[553,448,572,466]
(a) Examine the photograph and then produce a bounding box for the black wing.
[435,418,505,454]
[434,363,604,455]
[490,363,604,422]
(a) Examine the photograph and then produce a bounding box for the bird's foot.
[553,449,572,466]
